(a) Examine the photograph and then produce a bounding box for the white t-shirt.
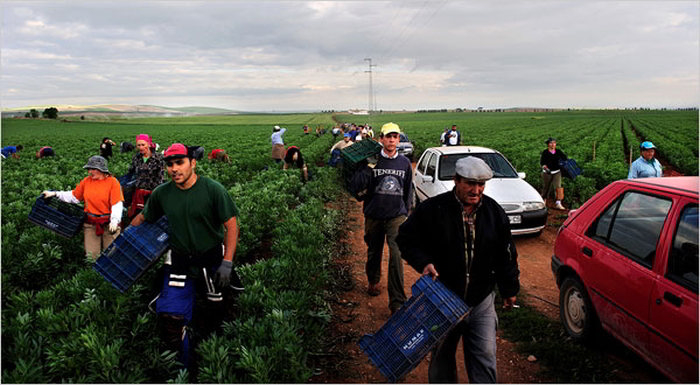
[448,131,459,145]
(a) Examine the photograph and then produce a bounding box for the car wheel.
[559,276,598,341]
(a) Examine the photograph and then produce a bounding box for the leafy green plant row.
[627,114,699,175]
[1,118,334,295]
[2,117,344,382]
[2,169,344,383]
[335,110,698,206]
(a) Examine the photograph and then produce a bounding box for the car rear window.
[587,191,672,268]
[668,205,698,292]
[438,153,518,180]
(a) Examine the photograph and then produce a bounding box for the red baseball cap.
[164,143,189,160]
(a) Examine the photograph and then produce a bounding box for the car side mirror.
[518,172,526,179]
[421,174,434,183]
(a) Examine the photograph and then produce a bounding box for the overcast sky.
[1,1,698,111]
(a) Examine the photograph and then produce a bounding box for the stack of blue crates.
[28,196,85,238]
[93,216,169,292]
[358,275,470,382]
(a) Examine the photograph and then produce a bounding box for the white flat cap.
[455,156,493,181]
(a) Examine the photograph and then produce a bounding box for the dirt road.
[311,197,561,383]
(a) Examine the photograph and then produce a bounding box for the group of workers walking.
[38,133,239,367]
[346,121,520,383]
[21,119,668,381]
[347,123,667,383]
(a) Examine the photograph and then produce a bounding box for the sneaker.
[367,283,380,296]
[554,202,566,210]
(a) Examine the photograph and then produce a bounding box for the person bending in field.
[208,148,231,163]
[283,146,309,182]
[1,145,23,159]
[328,133,354,167]
[36,146,55,159]
[130,143,241,367]
[42,155,124,259]
[120,141,135,153]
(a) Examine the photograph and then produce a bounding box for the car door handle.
[582,247,593,257]
[662,291,683,307]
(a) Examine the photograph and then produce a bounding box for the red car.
[552,177,698,383]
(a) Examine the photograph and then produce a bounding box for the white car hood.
[484,178,543,204]
[435,178,542,204]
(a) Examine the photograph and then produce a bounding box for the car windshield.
[438,153,518,180]
[399,133,409,143]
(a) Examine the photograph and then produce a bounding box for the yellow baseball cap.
[380,122,401,136]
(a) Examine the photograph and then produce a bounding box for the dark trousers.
[364,215,407,311]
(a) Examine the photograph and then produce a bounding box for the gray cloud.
[1,1,697,111]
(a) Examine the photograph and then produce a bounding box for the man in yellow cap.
[350,122,413,314]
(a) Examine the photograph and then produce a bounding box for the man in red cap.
[130,143,240,366]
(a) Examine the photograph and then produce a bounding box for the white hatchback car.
[413,146,547,235]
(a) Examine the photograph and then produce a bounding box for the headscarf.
[135,134,155,149]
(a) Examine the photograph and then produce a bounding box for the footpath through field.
[311,193,668,383]
[311,196,552,383]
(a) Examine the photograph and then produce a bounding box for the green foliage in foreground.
[2,116,344,383]
[3,111,691,382]
[496,291,668,383]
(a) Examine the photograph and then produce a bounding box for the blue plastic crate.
[28,196,85,238]
[341,139,382,165]
[93,216,169,292]
[119,172,137,189]
[559,158,582,179]
[358,275,470,382]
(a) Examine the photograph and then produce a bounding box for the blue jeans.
[428,291,498,383]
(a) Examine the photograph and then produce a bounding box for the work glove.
[42,190,56,198]
[214,260,233,288]
[108,220,119,234]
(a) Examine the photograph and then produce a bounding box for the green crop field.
[338,109,699,204]
[1,109,697,382]
[1,116,342,383]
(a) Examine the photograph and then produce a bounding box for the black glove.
[214,260,232,288]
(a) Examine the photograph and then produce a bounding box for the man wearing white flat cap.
[397,156,520,383]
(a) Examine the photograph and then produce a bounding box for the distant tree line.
[23,107,59,119]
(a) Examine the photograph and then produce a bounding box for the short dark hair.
[16,145,23,151]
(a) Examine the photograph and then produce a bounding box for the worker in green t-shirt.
[130,142,239,367]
